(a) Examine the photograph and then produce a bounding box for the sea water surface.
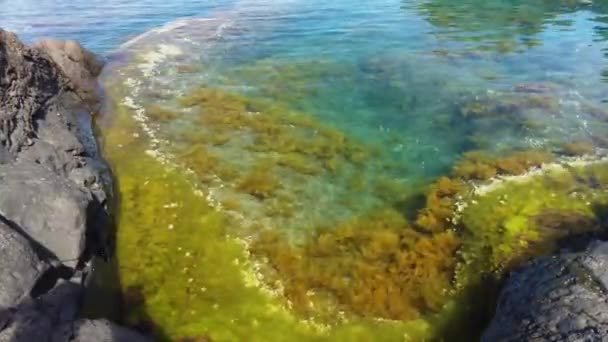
[3,0,608,341]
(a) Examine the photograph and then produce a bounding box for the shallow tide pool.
[4,0,608,340]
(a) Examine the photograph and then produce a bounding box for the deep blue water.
[0,0,232,52]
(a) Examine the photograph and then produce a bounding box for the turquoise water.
[98,0,608,229]
[4,1,608,340]
[0,0,232,52]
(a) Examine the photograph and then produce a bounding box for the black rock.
[0,163,92,263]
[0,220,52,309]
[0,28,149,342]
[483,241,608,341]
[52,319,151,342]
[0,281,81,342]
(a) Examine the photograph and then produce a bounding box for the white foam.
[472,153,608,197]
[137,44,183,77]
[119,16,231,51]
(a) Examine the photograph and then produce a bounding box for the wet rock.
[35,39,105,111]
[0,163,92,263]
[0,281,81,342]
[483,241,608,341]
[1,28,139,342]
[0,29,64,154]
[52,319,151,342]
[0,145,11,164]
[0,219,52,309]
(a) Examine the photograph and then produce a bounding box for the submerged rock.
[483,241,608,341]
[0,28,149,341]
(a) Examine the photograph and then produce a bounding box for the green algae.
[456,161,608,278]
[250,210,461,322]
[99,55,608,341]
[101,97,315,340]
[223,59,351,110]
[452,149,554,181]
[560,141,595,157]
[100,88,437,341]
[150,85,415,235]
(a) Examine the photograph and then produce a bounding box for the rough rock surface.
[34,39,104,111]
[0,29,149,341]
[52,319,151,342]
[0,281,81,342]
[483,241,608,341]
[0,163,93,263]
[0,220,51,309]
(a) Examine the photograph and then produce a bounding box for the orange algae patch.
[415,177,463,233]
[277,153,323,176]
[251,209,461,321]
[127,82,606,327]
[452,149,554,181]
[560,141,595,156]
[178,86,370,168]
[168,86,595,327]
[100,70,608,342]
[146,105,180,122]
[179,144,240,183]
[169,86,396,217]
[459,91,560,119]
[226,59,350,106]
[237,162,281,200]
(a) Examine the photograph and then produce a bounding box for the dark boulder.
[0,281,81,342]
[483,241,608,341]
[0,163,92,263]
[0,26,110,266]
[35,39,105,111]
[0,220,52,309]
[0,28,149,342]
[0,29,64,154]
[52,319,150,342]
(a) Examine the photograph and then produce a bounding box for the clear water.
[4,0,608,341]
[0,0,233,52]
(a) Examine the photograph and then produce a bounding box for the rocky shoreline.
[2,27,608,342]
[0,29,148,341]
